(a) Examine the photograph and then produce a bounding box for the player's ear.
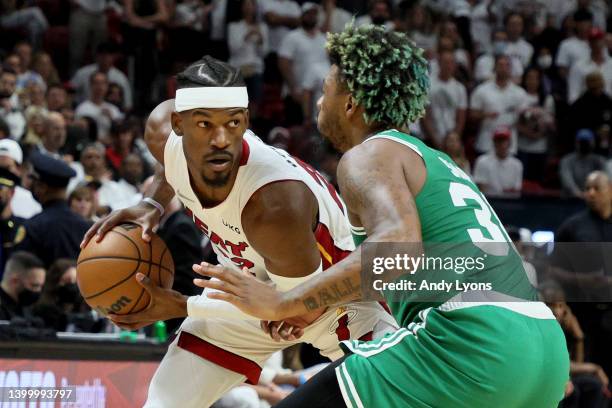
[170,111,184,136]
[345,95,358,119]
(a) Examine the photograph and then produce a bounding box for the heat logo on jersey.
[184,207,255,269]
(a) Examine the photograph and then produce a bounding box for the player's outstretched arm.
[195,139,424,320]
[80,100,176,247]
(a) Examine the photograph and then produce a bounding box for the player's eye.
[197,121,210,128]
[228,120,240,128]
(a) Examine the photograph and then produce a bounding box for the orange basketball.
[77,223,174,316]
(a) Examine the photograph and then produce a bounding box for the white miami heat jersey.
[163,130,354,281]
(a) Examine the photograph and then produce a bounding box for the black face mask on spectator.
[0,90,12,99]
[371,15,387,25]
[55,283,81,306]
[302,19,317,30]
[18,288,41,306]
[578,140,593,155]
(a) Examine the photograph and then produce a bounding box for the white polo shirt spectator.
[505,38,533,68]
[278,7,328,95]
[261,0,301,53]
[425,52,468,147]
[470,78,529,154]
[75,100,123,142]
[474,53,524,83]
[473,127,523,197]
[302,61,330,124]
[71,64,132,111]
[317,0,351,34]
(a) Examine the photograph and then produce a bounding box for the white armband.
[186,294,259,321]
[266,261,323,292]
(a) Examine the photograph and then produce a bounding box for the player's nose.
[210,127,231,149]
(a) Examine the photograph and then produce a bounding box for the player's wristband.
[142,197,165,217]
[299,373,308,386]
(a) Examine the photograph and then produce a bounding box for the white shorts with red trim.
[144,299,397,408]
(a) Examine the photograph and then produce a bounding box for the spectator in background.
[556,9,593,79]
[504,13,533,69]
[442,131,471,176]
[75,71,124,143]
[560,129,606,198]
[474,29,524,84]
[402,3,435,51]
[568,28,612,104]
[68,0,107,75]
[0,68,25,140]
[466,0,493,55]
[36,112,67,160]
[71,43,133,112]
[13,41,44,91]
[318,0,351,34]
[0,251,45,320]
[21,107,47,147]
[517,67,556,182]
[228,0,269,109]
[301,60,330,133]
[31,52,60,87]
[0,139,41,219]
[547,298,611,408]
[422,50,467,149]
[278,2,328,125]
[32,258,86,331]
[22,81,46,111]
[106,83,125,112]
[552,170,612,383]
[123,0,169,113]
[356,0,394,31]
[261,0,300,56]
[0,167,25,277]
[98,153,144,211]
[46,85,68,112]
[0,0,48,50]
[17,152,91,267]
[569,71,612,150]
[473,126,523,197]
[470,55,529,154]
[68,184,97,221]
[105,119,145,175]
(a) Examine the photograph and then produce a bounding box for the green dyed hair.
[327,24,430,127]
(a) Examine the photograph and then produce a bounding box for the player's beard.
[202,171,231,187]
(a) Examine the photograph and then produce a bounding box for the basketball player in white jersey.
[81,56,397,407]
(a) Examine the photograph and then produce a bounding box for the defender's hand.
[261,320,305,342]
[193,263,287,321]
[108,273,187,330]
[81,201,162,248]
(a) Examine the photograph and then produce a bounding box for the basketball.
[76,223,174,316]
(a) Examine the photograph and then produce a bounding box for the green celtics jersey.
[351,129,537,327]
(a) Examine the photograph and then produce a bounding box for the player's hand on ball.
[80,201,162,248]
[108,273,187,330]
[193,262,286,321]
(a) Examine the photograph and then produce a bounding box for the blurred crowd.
[1,0,612,406]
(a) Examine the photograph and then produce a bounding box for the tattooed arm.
[194,138,425,321]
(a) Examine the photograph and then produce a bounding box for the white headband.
[175,87,249,111]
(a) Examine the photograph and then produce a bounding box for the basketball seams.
[77,256,174,275]
[83,257,143,299]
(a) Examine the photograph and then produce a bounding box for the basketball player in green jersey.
[193,24,569,407]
